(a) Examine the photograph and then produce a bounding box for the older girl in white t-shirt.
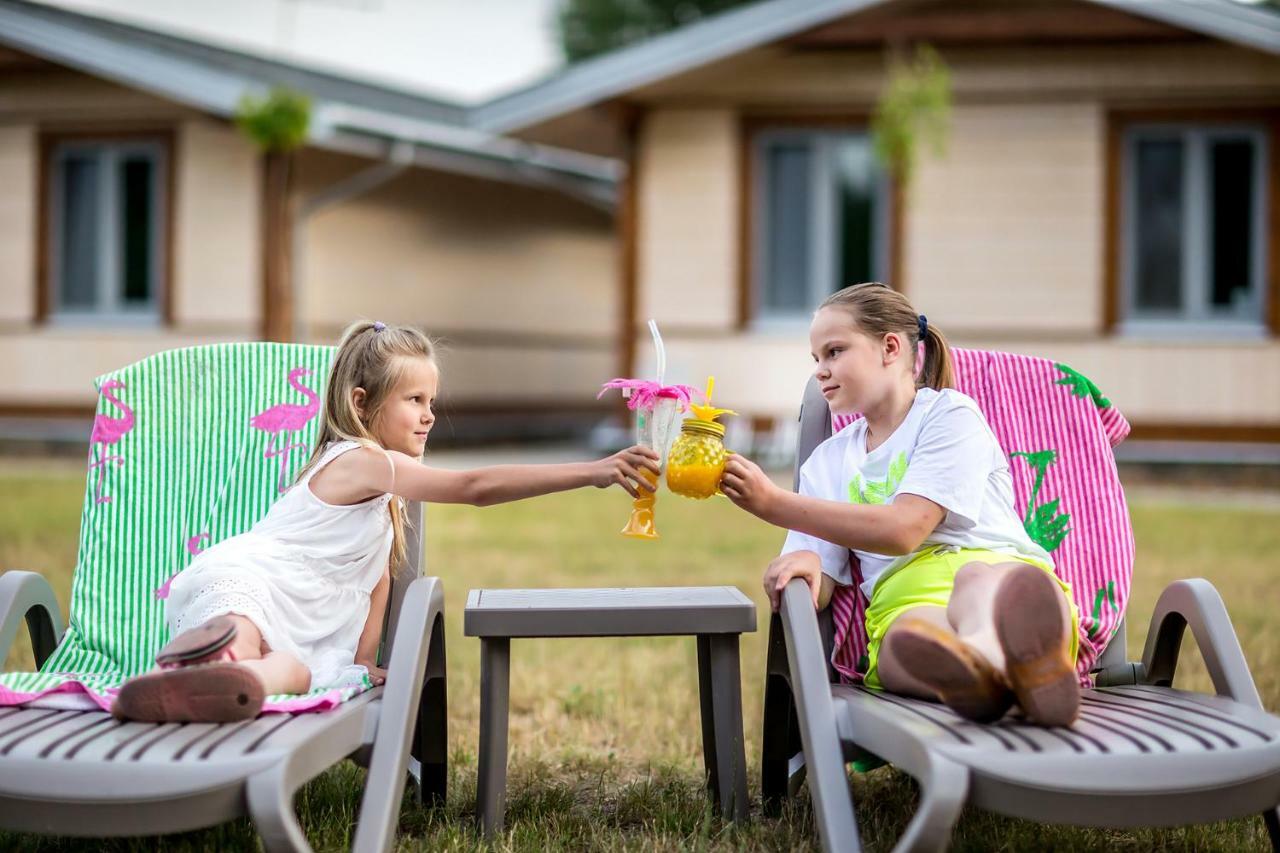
[721,282,1081,727]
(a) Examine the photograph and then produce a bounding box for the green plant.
[871,45,951,184]
[235,87,312,153]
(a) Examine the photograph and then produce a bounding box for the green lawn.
[2,462,1278,851]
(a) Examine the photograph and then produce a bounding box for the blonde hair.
[819,282,954,390]
[296,320,436,567]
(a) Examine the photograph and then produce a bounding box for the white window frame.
[1120,123,1268,338]
[752,128,892,328]
[47,139,167,324]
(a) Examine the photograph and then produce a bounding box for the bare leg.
[879,603,1014,723]
[876,605,952,700]
[947,561,1073,682]
[239,653,312,695]
[221,615,312,695]
[949,561,1079,726]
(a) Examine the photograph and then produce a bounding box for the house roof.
[471,0,1280,134]
[0,0,619,206]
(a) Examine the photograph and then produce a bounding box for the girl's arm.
[721,455,945,556]
[355,568,390,685]
[312,444,661,507]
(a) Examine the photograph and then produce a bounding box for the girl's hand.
[357,659,387,686]
[763,551,824,612]
[592,445,661,497]
[720,454,781,518]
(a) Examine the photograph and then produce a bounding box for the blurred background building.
[1,0,1278,461]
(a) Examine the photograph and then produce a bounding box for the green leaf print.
[848,451,910,506]
[1087,581,1118,640]
[1054,363,1111,409]
[1009,449,1072,552]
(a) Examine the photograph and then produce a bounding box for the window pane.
[120,156,154,305]
[1133,138,1184,312]
[1209,139,1255,311]
[834,137,877,287]
[763,143,812,313]
[59,155,100,309]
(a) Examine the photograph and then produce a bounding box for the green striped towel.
[0,343,374,713]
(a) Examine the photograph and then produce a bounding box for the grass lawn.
[2,461,1278,851]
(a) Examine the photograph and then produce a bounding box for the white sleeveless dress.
[164,440,395,689]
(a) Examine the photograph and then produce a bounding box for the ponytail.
[918,320,954,391]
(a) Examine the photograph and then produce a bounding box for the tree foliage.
[235,87,312,153]
[870,45,951,184]
[557,0,755,62]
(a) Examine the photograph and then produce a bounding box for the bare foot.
[993,564,1080,727]
[883,617,1014,723]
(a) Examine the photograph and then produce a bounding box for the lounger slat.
[853,689,974,745]
[0,709,62,740]
[1068,714,1146,753]
[50,715,119,759]
[62,716,127,759]
[1104,687,1275,741]
[1079,697,1217,749]
[128,723,186,761]
[192,718,262,760]
[65,720,160,761]
[1,711,91,756]
[153,723,221,761]
[1085,692,1241,747]
[105,722,168,760]
[1075,703,1181,751]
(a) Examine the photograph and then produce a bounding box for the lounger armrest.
[0,570,64,669]
[778,578,862,848]
[351,575,445,853]
[1139,577,1262,709]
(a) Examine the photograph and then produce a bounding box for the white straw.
[648,319,666,386]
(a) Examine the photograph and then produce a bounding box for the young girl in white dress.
[113,321,659,722]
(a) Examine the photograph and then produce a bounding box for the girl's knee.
[289,658,312,693]
[954,560,1000,586]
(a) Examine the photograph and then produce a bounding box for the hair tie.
[917,314,928,341]
[372,321,386,332]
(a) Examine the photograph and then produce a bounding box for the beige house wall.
[629,38,1280,429]
[296,150,616,403]
[2,68,617,411]
[636,108,739,331]
[0,70,261,406]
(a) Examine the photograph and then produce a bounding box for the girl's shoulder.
[916,387,988,426]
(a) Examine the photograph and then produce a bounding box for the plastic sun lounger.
[0,343,448,853]
[761,365,1280,853]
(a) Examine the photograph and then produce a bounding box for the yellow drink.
[666,419,727,500]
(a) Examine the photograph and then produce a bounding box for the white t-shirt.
[780,387,1052,599]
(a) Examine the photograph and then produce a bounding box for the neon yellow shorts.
[862,547,1079,690]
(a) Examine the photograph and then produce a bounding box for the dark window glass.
[59,155,100,309]
[763,144,812,313]
[1133,138,1184,312]
[120,157,154,304]
[1209,139,1254,310]
[834,138,877,288]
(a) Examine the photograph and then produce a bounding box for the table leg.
[697,633,749,821]
[696,635,720,806]
[476,637,511,837]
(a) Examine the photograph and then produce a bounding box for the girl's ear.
[882,332,904,365]
[351,387,368,421]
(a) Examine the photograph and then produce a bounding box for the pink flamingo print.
[155,533,210,600]
[88,378,135,504]
[250,366,320,493]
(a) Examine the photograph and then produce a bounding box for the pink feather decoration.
[598,379,699,412]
